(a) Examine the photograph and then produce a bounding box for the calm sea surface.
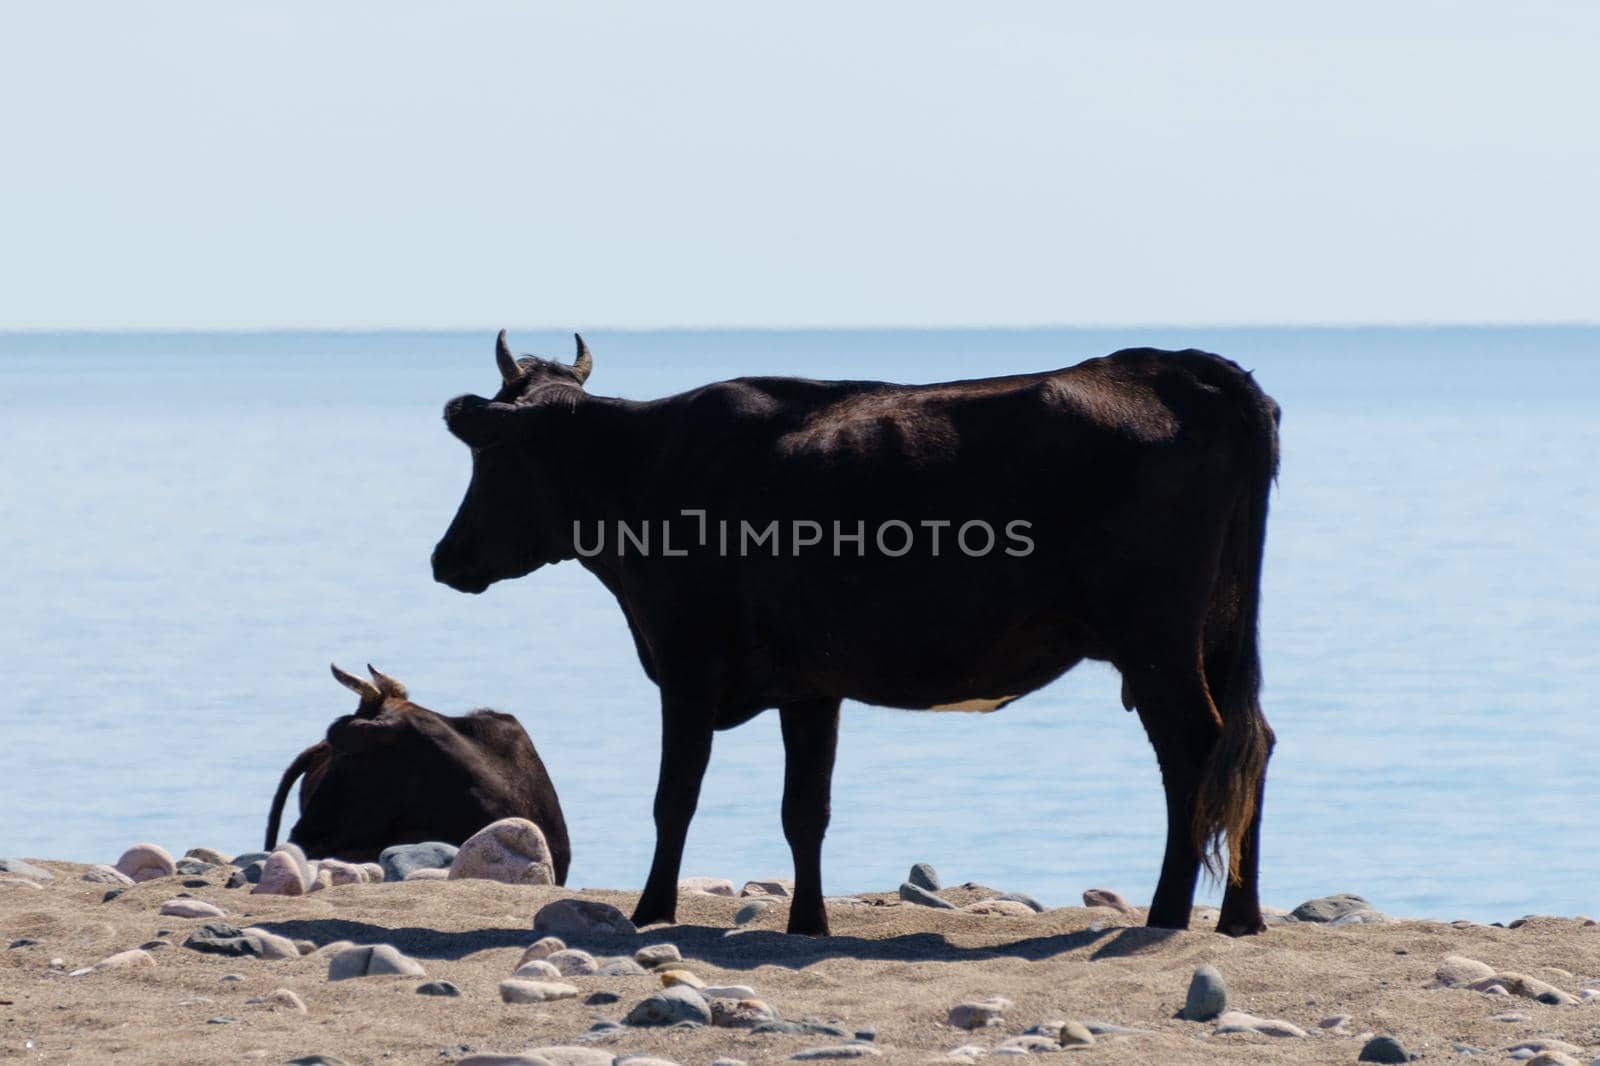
[1,328,1596,922]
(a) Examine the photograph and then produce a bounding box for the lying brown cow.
[264,664,570,883]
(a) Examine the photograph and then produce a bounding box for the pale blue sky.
[2,2,1596,329]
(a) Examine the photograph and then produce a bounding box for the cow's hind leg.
[1216,723,1274,936]
[631,694,714,928]
[1129,668,1222,930]
[779,698,841,937]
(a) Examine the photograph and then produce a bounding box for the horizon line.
[3,320,1600,336]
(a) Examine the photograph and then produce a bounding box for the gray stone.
[499,978,580,1003]
[1359,1036,1409,1063]
[1290,892,1374,922]
[907,862,940,891]
[949,997,1011,1028]
[101,887,126,903]
[416,979,461,996]
[1178,964,1228,1021]
[174,858,216,876]
[585,991,621,1005]
[625,985,713,1027]
[533,898,637,937]
[996,892,1045,912]
[285,1058,353,1066]
[633,943,682,967]
[0,859,53,880]
[1213,1010,1307,1037]
[596,956,648,976]
[734,899,772,925]
[378,841,458,882]
[899,882,956,909]
[206,1016,240,1025]
[182,922,262,957]
[230,851,269,867]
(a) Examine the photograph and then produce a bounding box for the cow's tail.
[1193,373,1279,884]
[264,743,321,851]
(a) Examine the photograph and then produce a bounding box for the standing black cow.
[265,663,571,883]
[432,331,1278,937]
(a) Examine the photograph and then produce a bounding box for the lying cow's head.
[431,330,593,594]
[288,663,494,861]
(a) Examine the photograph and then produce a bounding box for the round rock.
[907,863,941,891]
[378,842,458,883]
[499,978,579,1003]
[1178,964,1228,1021]
[625,985,712,1027]
[115,843,176,883]
[416,979,461,997]
[1358,1036,1409,1063]
[534,898,636,937]
[160,898,226,919]
[1082,887,1139,915]
[634,943,682,968]
[899,882,955,909]
[448,817,555,885]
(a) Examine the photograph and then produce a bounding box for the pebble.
[679,876,736,896]
[0,878,43,891]
[1359,1035,1409,1063]
[735,900,772,925]
[326,943,426,980]
[908,862,941,891]
[1082,888,1139,915]
[359,862,385,882]
[948,997,1011,1029]
[285,1058,352,1066]
[961,900,1037,917]
[710,997,780,1027]
[378,841,459,882]
[457,1056,552,1066]
[1290,892,1375,923]
[449,817,556,885]
[182,922,262,957]
[703,984,757,999]
[206,1015,240,1025]
[226,861,266,889]
[159,898,226,919]
[789,1048,881,1060]
[753,1021,850,1037]
[1214,1010,1307,1037]
[586,991,621,1005]
[115,843,176,883]
[524,1050,615,1066]
[634,943,682,967]
[252,849,309,896]
[317,858,368,886]
[514,959,562,980]
[1469,972,1577,1005]
[231,851,270,868]
[712,1060,748,1066]
[518,936,566,965]
[900,882,956,909]
[995,892,1045,912]
[81,864,136,886]
[1482,983,1510,996]
[0,858,53,880]
[624,985,712,1026]
[546,948,599,975]
[1178,964,1228,1021]
[1490,1012,1530,1022]
[72,948,155,976]
[1523,1054,1582,1066]
[1433,954,1498,987]
[741,879,794,897]
[405,867,450,881]
[9,937,41,948]
[1059,1020,1095,1046]
[239,926,301,960]
[596,957,649,976]
[533,898,637,937]
[499,978,580,1003]
[998,1034,1060,1053]
[174,858,216,876]
[221,973,245,981]
[1319,1014,1352,1030]
[659,968,705,989]
[258,988,308,1013]
[184,847,231,865]
[1508,1042,1588,1059]
[416,980,461,997]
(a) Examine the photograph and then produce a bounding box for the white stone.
[252,851,308,896]
[499,978,579,1003]
[82,864,135,886]
[449,817,555,884]
[680,876,736,896]
[514,959,563,980]
[115,843,176,883]
[160,898,226,919]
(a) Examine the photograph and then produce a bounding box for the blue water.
[2,328,1596,922]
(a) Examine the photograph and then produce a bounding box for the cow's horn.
[495,329,520,385]
[330,662,383,704]
[365,663,408,699]
[572,333,592,384]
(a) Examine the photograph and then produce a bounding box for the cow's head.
[431,329,594,593]
[288,664,485,861]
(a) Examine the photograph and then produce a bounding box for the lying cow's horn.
[330,662,383,705]
[495,329,520,385]
[572,333,592,384]
[365,663,408,699]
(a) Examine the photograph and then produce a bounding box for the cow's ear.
[443,394,531,447]
[326,714,406,754]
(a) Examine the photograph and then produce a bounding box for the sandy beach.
[3,858,1598,1065]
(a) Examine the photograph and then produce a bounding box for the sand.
[3,862,1598,1064]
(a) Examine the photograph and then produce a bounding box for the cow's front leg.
[631,693,714,928]
[779,698,840,937]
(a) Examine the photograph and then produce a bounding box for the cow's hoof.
[630,904,676,928]
[785,919,830,938]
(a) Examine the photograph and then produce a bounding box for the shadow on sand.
[254,917,1181,969]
